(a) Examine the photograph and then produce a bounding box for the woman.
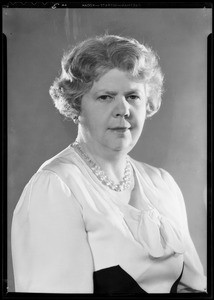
[11,35,207,293]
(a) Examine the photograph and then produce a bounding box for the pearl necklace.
[72,141,134,192]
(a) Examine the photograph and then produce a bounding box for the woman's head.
[49,35,164,120]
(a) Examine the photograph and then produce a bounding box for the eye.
[126,94,141,101]
[97,95,114,102]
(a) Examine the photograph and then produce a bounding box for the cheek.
[132,106,146,126]
[134,118,145,134]
[82,111,104,133]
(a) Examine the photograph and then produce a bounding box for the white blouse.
[11,145,207,293]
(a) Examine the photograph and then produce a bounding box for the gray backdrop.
[4,8,211,292]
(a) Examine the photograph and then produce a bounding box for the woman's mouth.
[109,127,130,132]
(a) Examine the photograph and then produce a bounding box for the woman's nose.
[114,96,130,118]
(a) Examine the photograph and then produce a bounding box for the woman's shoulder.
[17,146,83,203]
[131,158,184,204]
[38,145,81,178]
[131,158,162,179]
[14,152,83,217]
[130,157,178,190]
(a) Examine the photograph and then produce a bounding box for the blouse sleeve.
[11,170,94,293]
[160,168,207,293]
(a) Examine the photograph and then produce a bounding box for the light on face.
[77,69,147,153]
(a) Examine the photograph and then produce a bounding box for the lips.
[109,127,130,132]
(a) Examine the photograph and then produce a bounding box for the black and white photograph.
[3,3,212,295]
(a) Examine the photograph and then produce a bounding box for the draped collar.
[109,158,185,258]
[64,146,185,258]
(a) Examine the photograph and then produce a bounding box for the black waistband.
[93,264,184,294]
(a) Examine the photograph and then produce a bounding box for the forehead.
[90,68,145,93]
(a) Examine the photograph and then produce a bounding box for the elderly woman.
[11,35,206,294]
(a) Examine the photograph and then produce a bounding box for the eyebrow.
[94,90,117,96]
[125,89,141,95]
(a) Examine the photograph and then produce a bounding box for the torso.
[40,145,185,293]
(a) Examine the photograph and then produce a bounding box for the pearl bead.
[72,141,134,192]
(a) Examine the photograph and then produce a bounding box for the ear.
[146,101,154,118]
[146,100,160,118]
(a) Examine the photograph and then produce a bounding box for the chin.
[111,141,134,153]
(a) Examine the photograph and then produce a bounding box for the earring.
[73,115,79,124]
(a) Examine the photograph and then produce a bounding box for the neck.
[75,137,128,183]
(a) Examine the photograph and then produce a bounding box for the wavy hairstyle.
[49,35,164,120]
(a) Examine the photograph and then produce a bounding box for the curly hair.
[49,35,164,119]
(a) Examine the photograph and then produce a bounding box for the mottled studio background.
[3,7,211,292]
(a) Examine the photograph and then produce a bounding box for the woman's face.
[78,68,147,156]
